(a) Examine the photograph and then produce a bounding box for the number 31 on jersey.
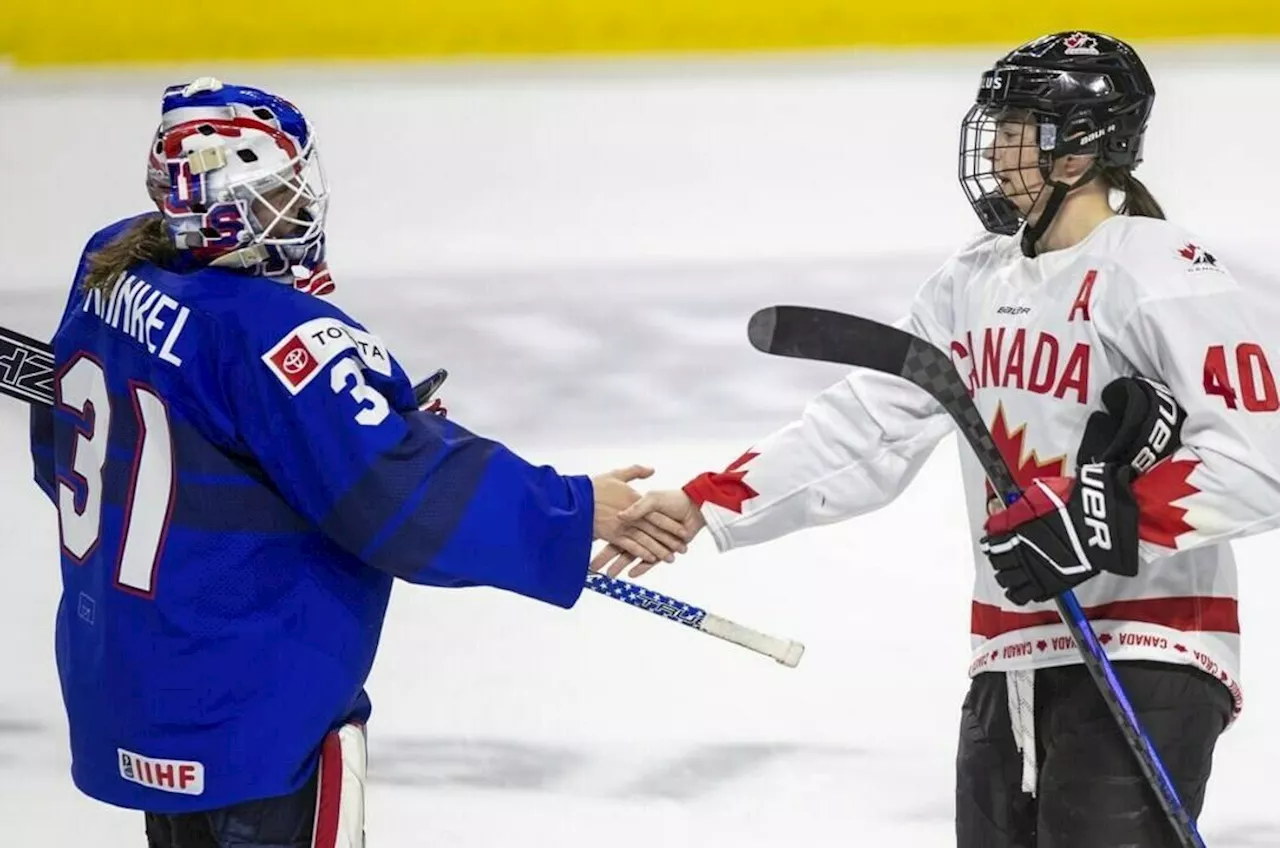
[56,354,174,596]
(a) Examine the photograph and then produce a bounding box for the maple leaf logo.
[1061,32,1099,55]
[985,404,1067,509]
[683,450,760,514]
[1132,458,1201,548]
[1177,243,1218,268]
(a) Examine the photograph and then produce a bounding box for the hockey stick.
[747,305,1205,847]
[413,375,804,667]
[0,325,55,406]
[5,326,803,668]
[584,573,805,666]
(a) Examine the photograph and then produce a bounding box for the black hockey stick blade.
[0,325,55,407]
[748,306,1019,501]
[412,368,449,407]
[747,305,911,376]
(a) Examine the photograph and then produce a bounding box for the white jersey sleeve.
[688,238,995,551]
[1105,225,1280,560]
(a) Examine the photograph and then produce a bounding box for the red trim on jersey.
[971,595,1239,639]
[683,450,759,514]
[311,730,343,848]
[1133,457,1201,548]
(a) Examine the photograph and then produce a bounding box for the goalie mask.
[145,77,333,294]
[958,32,1155,256]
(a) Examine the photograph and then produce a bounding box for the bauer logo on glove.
[1077,376,1184,472]
[981,375,1187,606]
[980,463,1140,604]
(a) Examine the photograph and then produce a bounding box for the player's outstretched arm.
[228,314,685,608]
[591,246,983,579]
[590,361,954,577]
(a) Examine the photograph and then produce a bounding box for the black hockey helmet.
[958,32,1156,254]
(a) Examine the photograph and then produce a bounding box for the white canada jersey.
[694,215,1280,718]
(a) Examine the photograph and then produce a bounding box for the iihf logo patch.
[118,749,205,795]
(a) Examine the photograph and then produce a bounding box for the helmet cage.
[959,63,1148,237]
[145,77,331,279]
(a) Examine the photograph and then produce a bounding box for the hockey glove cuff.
[980,463,1140,606]
[1077,376,1184,472]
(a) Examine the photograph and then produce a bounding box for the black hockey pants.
[143,767,316,848]
[956,661,1232,847]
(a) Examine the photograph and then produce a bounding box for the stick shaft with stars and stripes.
[584,573,804,667]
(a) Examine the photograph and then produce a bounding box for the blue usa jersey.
[30,215,593,813]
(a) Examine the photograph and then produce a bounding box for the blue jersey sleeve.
[222,302,592,608]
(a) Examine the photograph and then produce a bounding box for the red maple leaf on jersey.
[1178,244,1197,261]
[682,450,760,514]
[984,405,1067,507]
[1132,458,1201,548]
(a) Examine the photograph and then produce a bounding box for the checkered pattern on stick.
[900,339,1018,500]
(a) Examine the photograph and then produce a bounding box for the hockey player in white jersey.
[594,32,1280,846]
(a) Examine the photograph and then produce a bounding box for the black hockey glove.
[1077,376,1184,472]
[980,465,1140,605]
[981,376,1186,606]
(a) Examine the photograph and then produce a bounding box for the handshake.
[413,373,704,579]
[588,467,705,578]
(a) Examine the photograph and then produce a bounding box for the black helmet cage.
[958,35,1155,242]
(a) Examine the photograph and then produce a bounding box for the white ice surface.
[2,46,1279,845]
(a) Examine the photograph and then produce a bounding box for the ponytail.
[1104,168,1166,220]
[82,214,178,295]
